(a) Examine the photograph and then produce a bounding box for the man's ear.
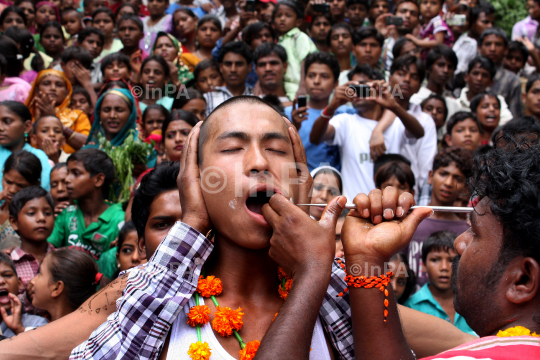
[427,169,434,185]
[51,280,65,299]
[137,236,147,260]
[444,133,453,146]
[9,216,18,232]
[93,173,106,188]
[506,257,540,305]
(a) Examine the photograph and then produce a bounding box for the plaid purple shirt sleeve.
[69,222,213,360]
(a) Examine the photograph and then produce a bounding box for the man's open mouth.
[246,190,275,215]
[0,289,9,305]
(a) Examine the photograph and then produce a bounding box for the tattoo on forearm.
[79,274,128,315]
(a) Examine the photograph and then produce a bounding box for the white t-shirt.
[327,113,405,201]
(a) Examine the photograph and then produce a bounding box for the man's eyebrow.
[216,131,250,142]
[261,132,291,143]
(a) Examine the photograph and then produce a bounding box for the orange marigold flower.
[187,305,211,327]
[197,275,223,297]
[212,306,244,337]
[277,267,288,281]
[278,279,293,300]
[188,341,212,360]
[239,340,260,360]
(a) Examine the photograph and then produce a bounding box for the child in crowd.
[100,52,133,83]
[49,163,71,214]
[142,0,173,52]
[8,186,55,304]
[405,231,476,335]
[172,88,206,122]
[193,58,224,93]
[161,109,199,162]
[421,94,448,131]
[0,253,48,337]
[70,86,93,119]
[30,116,68,165]
[389,253,416,305]
[77,27,105,82]
[194,15,222,61]
[409,0,454,53]
[274,0,318,99]
[443,111,483,153]
[352,27,384,71]
[138,56,174,112]
[345,0,368,29]
[0,151,43,251]
[39,22,65,62]
[502,41,531,76]
[92,7,123,63]
[47,149,125,261]
[141,104,170,144]
[408,147,472,287]
[309,166,343,221]
[470,91,501,145]
[374,155,416,197]
[117,14,147,71]
[61,8,82,46]
[30,248,99,322]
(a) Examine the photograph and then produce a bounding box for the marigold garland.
[197,275,223,297]
[278,279,293,300]
[187,305,211,327]
[497,326,540,337]
[239,340,261,360]
[212,306,245,337]
[187,341,212,360]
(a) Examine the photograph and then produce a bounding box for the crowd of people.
[0,0,538,358]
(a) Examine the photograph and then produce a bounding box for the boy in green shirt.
[47,149,124,260]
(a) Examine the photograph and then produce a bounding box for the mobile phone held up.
[297,96,307,108]
[245,0,256,12]
[313,3,330,14]
[385,16,403,26]
[348,84,371,98]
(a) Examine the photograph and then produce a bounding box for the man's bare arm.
[0,274,128,360]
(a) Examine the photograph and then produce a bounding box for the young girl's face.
[117,231,146,271]
[309,172,341,221]
[0,105,30,150]
[174,11,197,37]
[1,11,25,32]
[18,2,35,27]
[389,258,407,299]
[195,67,224,93]
[147,0,168,17]
[31,116,65,154]
[103,60,130,81]
[181,98,206,122]
[30,255,54,310]
[476,95,500,131]
[422,98,446,129]
[41,26,64,55]
[274,4,299,35]
[2,169,33,204]
[38,75,68,107]
[419,0,442,21]
[71,93,92,116]
[379,175,412,197]
[164,119,193,162]
[36,5,56,27]
[196,20,221,49]
[141,60,168,92]
[154,36,177,62]
[62,11,82,36]
[50,166,69,205]
[92,12,114,38]
[143,108,166,136]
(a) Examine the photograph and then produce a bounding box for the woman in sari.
[25,69,91,153]
[151,31,200,87]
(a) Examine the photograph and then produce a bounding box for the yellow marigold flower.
[497,326,540,337]
[187,305,211,327]
[188,341,212,360]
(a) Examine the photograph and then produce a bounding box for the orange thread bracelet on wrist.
[336,259,393,322]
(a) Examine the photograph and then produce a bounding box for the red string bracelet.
[336,259,393,322]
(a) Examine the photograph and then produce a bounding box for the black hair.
[389,252,416,304]
[0,252,17,277]
[140,55,170,79]
[478,27,508,47]
[0,101,31,123]
[469,91,500,113]
[526,74,540,93]
[0,35,23,77]
[78,27,105,46]
[100,52,132,77]
[51,162,67,175]
[99,80,129,93]
[261,94,285,117]
[346,0,369,8]
[507,41,529,62]
[425,45,458,72]
[117,220,137,249]
[242,22,276,45]
[312,167,343,193]
[3,150,42,185]
[432,146,473,178]
[326,23,353,48]
[352,26,384,46]
[164,109,199,135]
[253,42,287,64]
[61,45,93,69]
[142,104,170,125]
[0,54,6,77]
[390,54,426,84]
[304,52,340,82]
[172,88,205,110]
[273,0,304,21]
[3,27,43,72]
[374,157,415,190]
[421,94,448,121]
[9,186,54,219]
[373,153,411,174]
[117,13,143,31]
[0,6,26,27]
[33,115,62,133]
[392,37,416,60]
[92,7,115,24]
[71,86,92,106]
[67,149,115,197]
[197,14,222,33]
[470,1,495,27]
[307,13,333,31]
[39,21,64,41]
[445,111,485,135]
[115,3,137,19]
[421,231,457,264]
[347,63,384,81]
[368,0,389,8]
[467,55,496,79]
[47,248,98,310]
[132,161,180,239]
[218,41,253,64]
[194,58,221,81]
[492,116,540,148]
[62,7,81,17]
